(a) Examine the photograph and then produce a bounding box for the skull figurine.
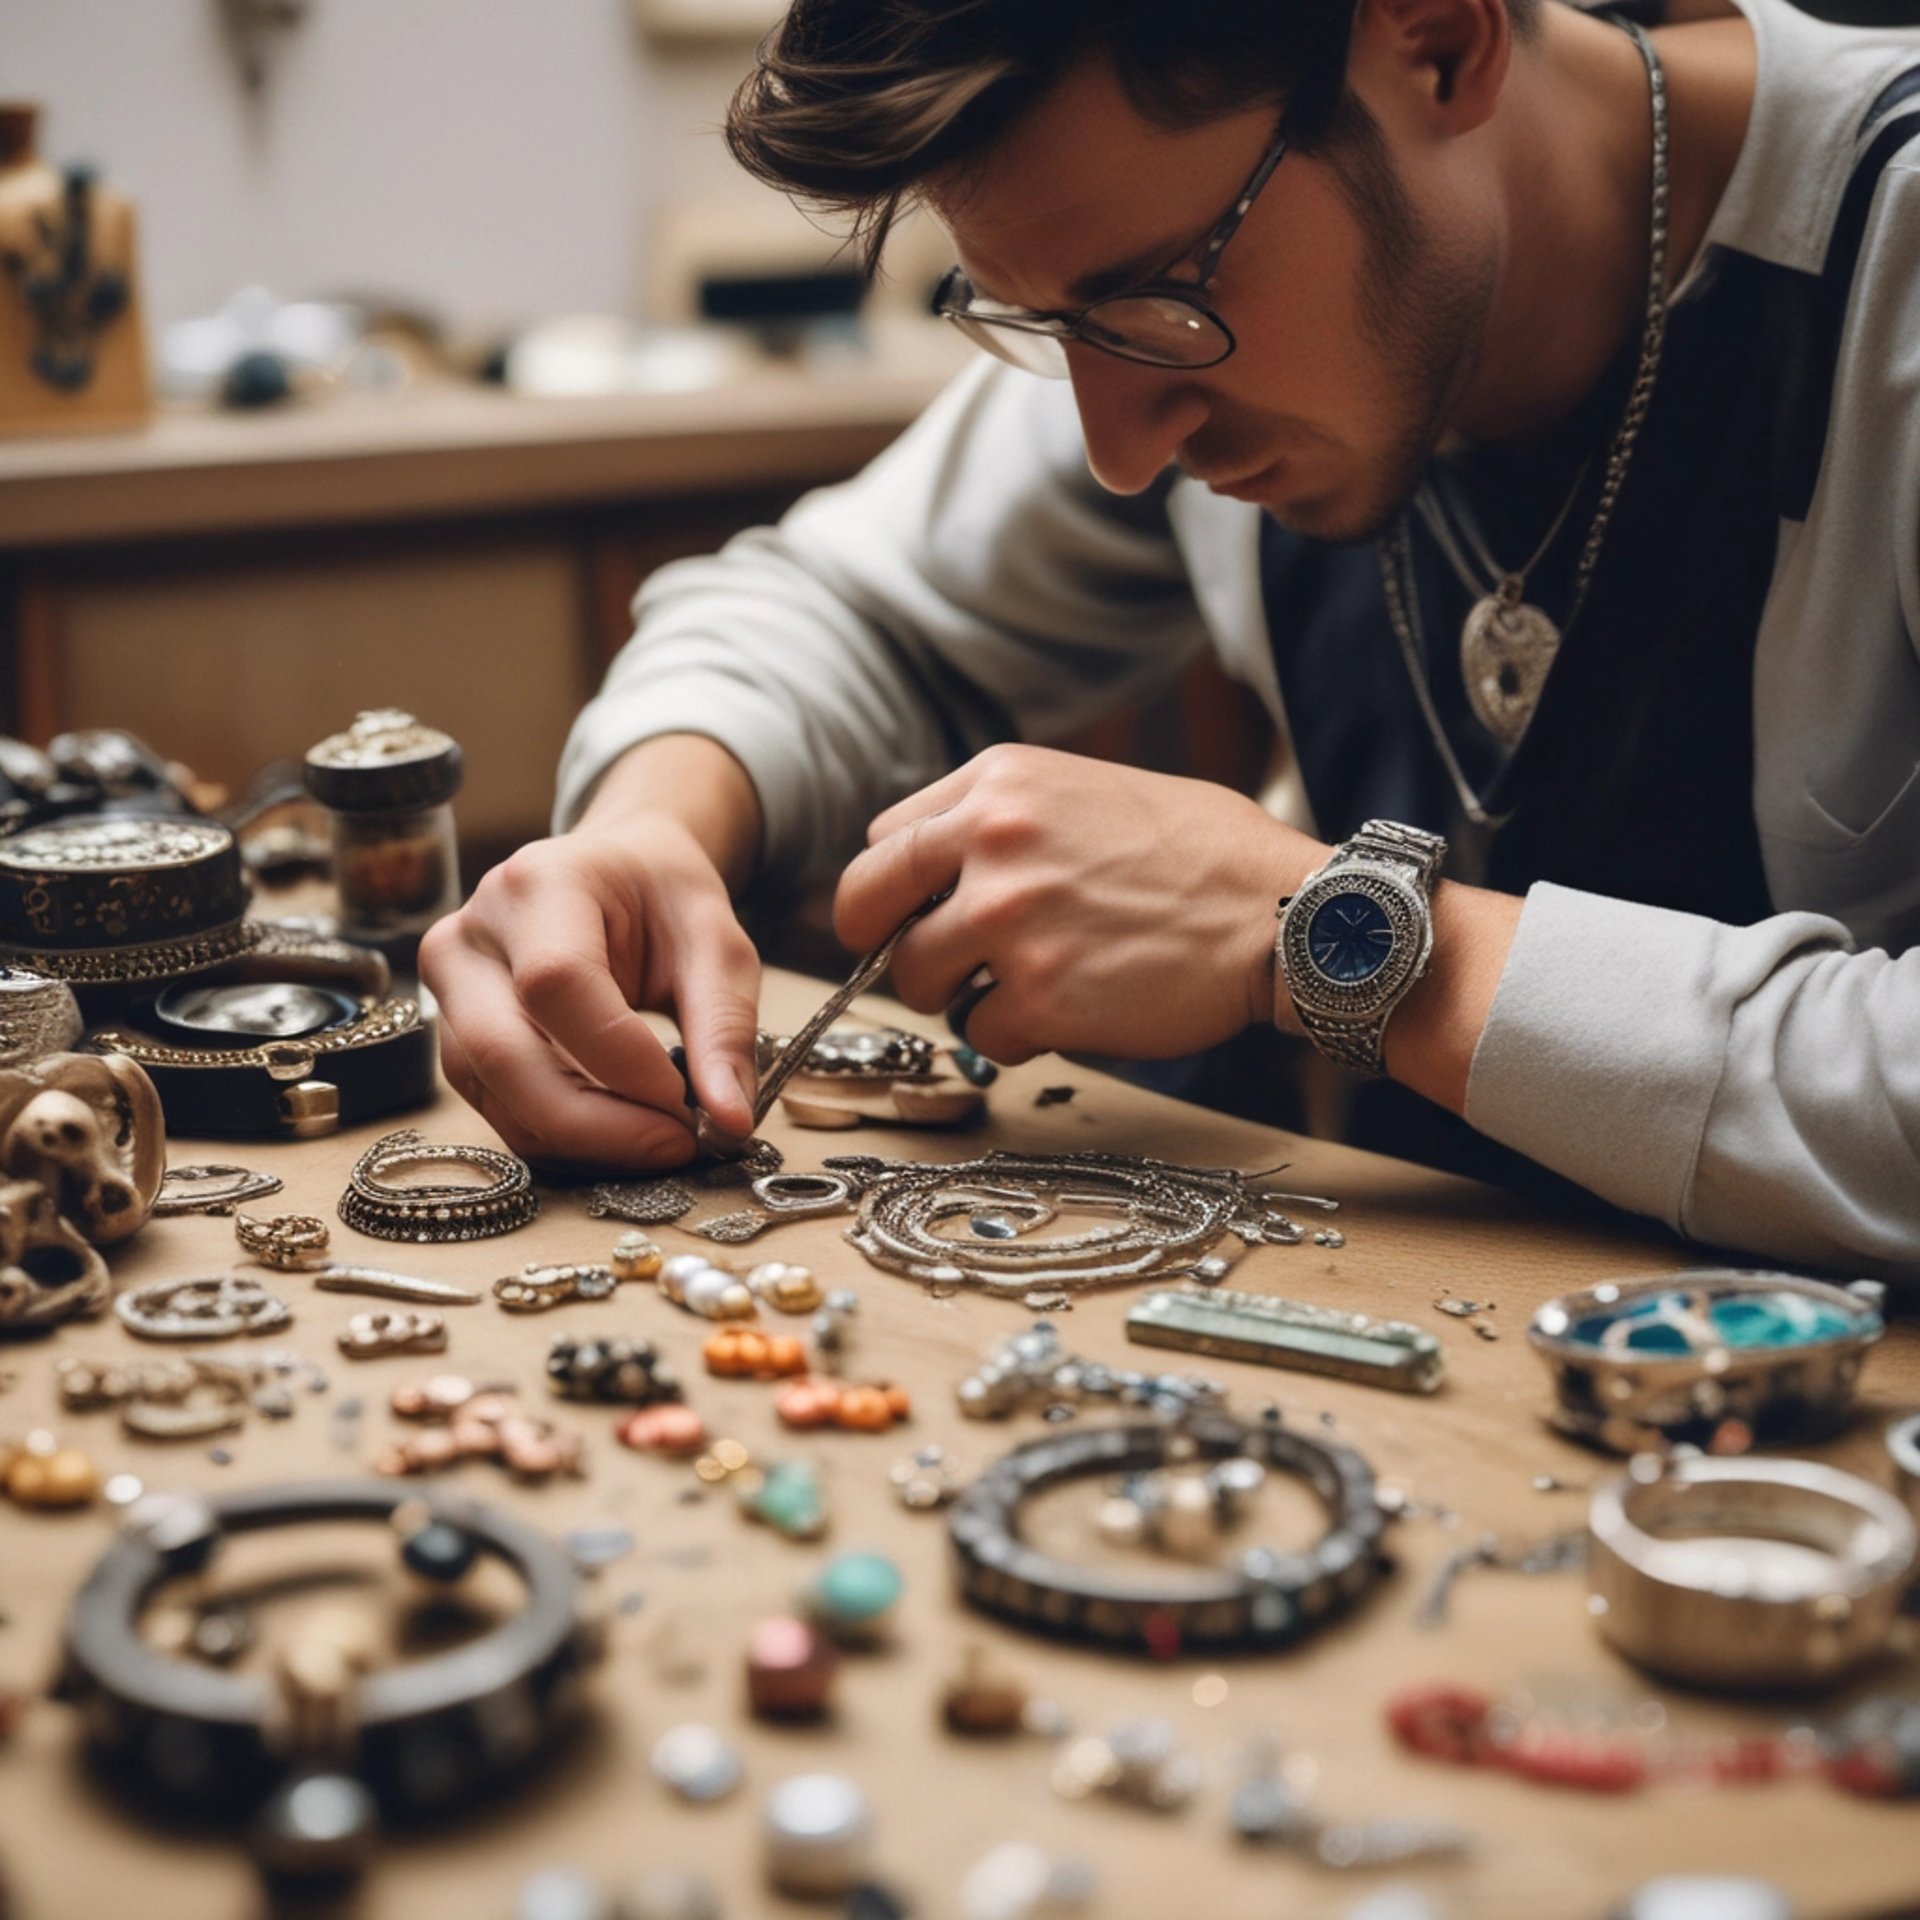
[0,1176,110,1332]
[0,1052,165,1246]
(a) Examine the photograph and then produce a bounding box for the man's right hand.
[419,775,763,1170]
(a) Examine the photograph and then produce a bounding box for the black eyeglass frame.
[933,107,1293,374]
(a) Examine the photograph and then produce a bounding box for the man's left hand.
[834,743,1326,1064]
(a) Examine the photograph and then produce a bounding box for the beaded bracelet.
[338,1128,537,1243]
[54,1481,602,1863]
[948,1410,1389,1656]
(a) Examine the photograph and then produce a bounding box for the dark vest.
[1241,66,1920,1194]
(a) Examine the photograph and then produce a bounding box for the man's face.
[933,53,1499,543]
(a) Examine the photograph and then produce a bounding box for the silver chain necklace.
[1378,13,1671,806]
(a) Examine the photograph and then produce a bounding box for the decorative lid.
[0,815,249,954]
[304,710,462,812]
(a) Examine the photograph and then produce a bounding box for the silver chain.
[1377,13,1671,826]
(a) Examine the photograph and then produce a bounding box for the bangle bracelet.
[54,1480,601,1824]
[235,1211,331,1271]
[1587,1454,1918,1689]
[339,1129,537,1243]
[948,1411,1389,1655]
[1527,1270,1884,1454]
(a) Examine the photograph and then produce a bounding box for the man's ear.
[1348,0,1512,137]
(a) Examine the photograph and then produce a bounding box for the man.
[421,0,1920,1280]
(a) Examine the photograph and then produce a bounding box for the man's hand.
[835,743,1325,1064]
[419,810,761,1169]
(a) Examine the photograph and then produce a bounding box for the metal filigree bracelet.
[338,1129,537,1243]
[677,1150,1336,1297]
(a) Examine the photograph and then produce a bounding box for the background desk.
[0,967,1913,1920]
[0,342,1278,878]
[0,348,969,865]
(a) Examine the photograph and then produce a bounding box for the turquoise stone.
[1709,1293,1855,1348]
[811,1552,904,1633]
[952,1045,999,1088]
[1569,1286,1865,1357]
[746,1461,827,1540]
[1570,1295,1694,1352]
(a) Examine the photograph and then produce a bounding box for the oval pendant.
[1460,592,1561,747]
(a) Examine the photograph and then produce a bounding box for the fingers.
[665,897,763,1138]
[835,804,966,953]
[506,888,692,1119]
[429,934,697,1169]
[880,887,994,1017]
[864,757,985,845]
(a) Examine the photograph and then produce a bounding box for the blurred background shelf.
[0,333,973,864]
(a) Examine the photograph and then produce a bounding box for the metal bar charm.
[1125,1286,1446,1394]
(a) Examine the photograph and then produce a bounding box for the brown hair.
[727,0,1542,274]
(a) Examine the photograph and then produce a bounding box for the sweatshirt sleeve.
[1465,884,1920,1283]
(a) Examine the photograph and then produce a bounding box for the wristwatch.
[1274,819,1447,1076]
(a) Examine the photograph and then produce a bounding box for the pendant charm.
[1460,587,1560,746]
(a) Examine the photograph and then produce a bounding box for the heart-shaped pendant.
[1460,590,1561,746]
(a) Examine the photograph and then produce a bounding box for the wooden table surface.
[0,966,1914,1920]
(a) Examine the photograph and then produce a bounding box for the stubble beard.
[1275,117,1498,548]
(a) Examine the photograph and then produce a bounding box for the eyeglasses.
[933,112,1291,379]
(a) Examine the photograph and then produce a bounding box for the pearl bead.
[681,1269,736,1319]
[763,1773,872,1896]
[651,1722,744,1803]
[251,1770,379,1880]
[659,1254,712,1300]
[1155,1476,1219,1559]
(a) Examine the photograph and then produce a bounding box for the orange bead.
[703,1329,746,1376]
[835,1386,895,1433]
[775,1380,841,1429]
[882,1382,912,1418]
[619,1404,707,1455]
[765,1336,808,1377]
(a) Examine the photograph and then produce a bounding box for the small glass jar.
[303,711,462,966]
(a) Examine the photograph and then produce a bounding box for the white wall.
[2,0,798,336]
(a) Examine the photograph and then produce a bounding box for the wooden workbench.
[0,968,1913,1920]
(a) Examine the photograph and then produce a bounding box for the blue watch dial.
[1306,892,1395,984]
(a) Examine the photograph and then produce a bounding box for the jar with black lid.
[303,711,462,968]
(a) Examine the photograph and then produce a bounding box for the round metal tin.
[1527,1268,1884,1454]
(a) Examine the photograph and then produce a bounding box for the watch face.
[1306,891,1395,984]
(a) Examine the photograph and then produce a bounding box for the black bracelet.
[947,1411,1389,1655]
[55,1479,599,1817]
